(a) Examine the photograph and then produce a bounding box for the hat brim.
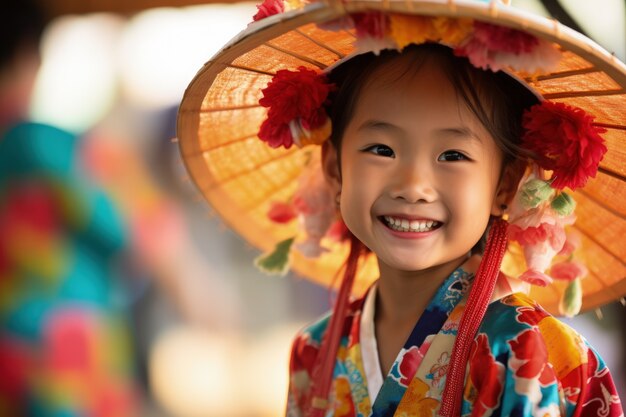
[178,0,626,315]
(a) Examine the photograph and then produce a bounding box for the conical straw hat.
[177,0,626,315]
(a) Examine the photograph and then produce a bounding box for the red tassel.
[439,218,509,417]
[306,234,363,417]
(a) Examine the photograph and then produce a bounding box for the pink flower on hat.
[522,101,607,190]
[259,67,333,149]
[455,22,560,73]
[508,175,577,287]
[252,0,284,22]
[558,231,582,257]
[550,260,588,282]
[292,160,336,257]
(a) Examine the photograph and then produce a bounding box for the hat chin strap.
[440,217,509,417]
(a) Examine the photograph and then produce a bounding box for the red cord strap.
[439,218,509,417]
[306,236,361,417]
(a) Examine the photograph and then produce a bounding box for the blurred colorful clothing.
[287,256,622,417]
[0,123,138,416]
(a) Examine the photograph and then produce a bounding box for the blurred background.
[0,0,624,416]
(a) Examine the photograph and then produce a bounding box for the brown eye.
[438,150,468,161]
[363,144,395,158]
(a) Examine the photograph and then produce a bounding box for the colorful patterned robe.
[287,257,623,417]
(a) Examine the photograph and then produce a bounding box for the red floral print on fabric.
[258,67,333,149]
[513,304,549,327]
[508,328,557,403]
[291,336,321,376]
[252,0,284,22]
[580,350,623,417]
[522,101,607,190]
[398,346,422,386]
[468,334,505,416]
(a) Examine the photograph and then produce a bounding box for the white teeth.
[383,216,439,232]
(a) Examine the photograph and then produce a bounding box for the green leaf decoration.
[551,192,576,216]
[559,277,582,318]
[519,178,554,209]
[254,237,295,276]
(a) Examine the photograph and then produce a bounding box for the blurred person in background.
[0,1,139,415]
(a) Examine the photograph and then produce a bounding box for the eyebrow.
[436,127,483,143]
[358,120,483,143]
[357,120,405,135]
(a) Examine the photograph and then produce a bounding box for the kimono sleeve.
[563,342,622,417]
[463,296,623,417]
[286,320,327,417]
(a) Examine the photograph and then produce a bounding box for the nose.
[388,161,437,204]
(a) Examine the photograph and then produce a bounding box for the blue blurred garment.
[0,123,138,417]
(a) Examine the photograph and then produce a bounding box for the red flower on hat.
[472,22,539,54]
[522,102,607,190]
[267,201,296,223]
[258,67,333,149]
[352,12,389,39]
[252,0,284,22]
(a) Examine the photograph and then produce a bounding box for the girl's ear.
[321,141,342,196]
[492,159,526,216]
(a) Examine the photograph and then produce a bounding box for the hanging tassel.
[305,234,362,417]
[440,218,509,417]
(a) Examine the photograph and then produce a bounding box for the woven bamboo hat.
[177,0,626,315]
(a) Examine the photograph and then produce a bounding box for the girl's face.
[326,57,509,275]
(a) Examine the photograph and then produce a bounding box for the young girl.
[177,1,625,416]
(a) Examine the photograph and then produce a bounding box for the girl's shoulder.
[470,292,621,417]
[290,295,366,374]
[479,292,593,374]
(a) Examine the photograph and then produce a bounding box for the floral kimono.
[287,257,623,417]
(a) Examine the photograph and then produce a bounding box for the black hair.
[325,43,540,254]
[0,0,48,69]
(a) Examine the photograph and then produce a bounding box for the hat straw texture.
[178,0,626,314]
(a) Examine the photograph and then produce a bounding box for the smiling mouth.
[380,216,442,233]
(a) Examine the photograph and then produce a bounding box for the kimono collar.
[359,255,528,403]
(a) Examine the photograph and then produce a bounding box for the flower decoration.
[455,22,561,73]
[248,7,606,318]
[389,14,438,50]
[340,14,561,73]
[521,101,607,190]
[258,67,334,149]
[351,12,396,54]
[257,154,339,274]
[433,17,474,45]
[508,172,577,287]
[292,161,336,258]
[550,260,588,282]
[252,0,285,22]
[267,201,297,223]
